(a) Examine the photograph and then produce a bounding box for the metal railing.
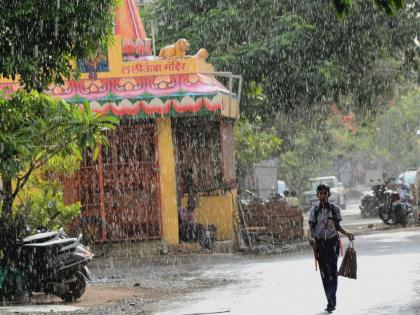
[202,71,243,110]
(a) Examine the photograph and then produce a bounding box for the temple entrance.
[64,119,161,242]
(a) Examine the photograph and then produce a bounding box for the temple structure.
[0,0,242,247]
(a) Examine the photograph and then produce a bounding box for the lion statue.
[193,48,209,61]
[159,38,189,58]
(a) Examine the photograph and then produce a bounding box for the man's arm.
[332,203,354,240]
[336,223,354,240]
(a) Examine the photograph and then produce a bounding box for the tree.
[0,1,120,215]
[0,2,119,266]
[278,122,338,190]
[143,0,418,191]
[0,90,117,215]
[234,118,282,189]
[370,88,420,170]
[0,1,118,91]
[278,88,420,190]
[333,0,406,17]
[144,0,418,123]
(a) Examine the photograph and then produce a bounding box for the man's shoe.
[326,305,335,313]
[325,299,336,313]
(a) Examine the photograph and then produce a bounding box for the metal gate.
[64,119,161,241]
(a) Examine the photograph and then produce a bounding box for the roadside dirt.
[72,285,144,308]
[24,285,145,307]
[19,284,170,314]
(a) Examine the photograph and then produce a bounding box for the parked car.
[302,176,346,211]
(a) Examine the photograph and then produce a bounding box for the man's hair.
[316,184,331,196]
[291,190,297,197]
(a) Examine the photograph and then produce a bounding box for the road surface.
[1,201,418,314]
[153,227,420,315]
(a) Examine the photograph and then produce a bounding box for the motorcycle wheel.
[396,206,408,227]
[60,273,86,302]
[378,206,393,225]
[360,197,375,217]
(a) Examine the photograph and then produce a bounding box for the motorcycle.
[0,224,93,302]
[378,188,412,227]
[360,178,412,226]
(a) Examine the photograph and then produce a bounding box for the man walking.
[308,184,354,313]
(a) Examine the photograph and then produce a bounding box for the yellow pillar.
[156,118,179,244]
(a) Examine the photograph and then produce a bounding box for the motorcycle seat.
[23,231,60,244]
[361,190,374,197]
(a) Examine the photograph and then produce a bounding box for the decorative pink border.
[0,73,228,116]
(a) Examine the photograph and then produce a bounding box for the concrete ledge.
[99,239,235,259]
[167,240,235,254]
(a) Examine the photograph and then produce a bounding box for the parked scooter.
[1,211,93,302]
[17,228,93,301]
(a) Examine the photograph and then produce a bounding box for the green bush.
[15,176,81,233]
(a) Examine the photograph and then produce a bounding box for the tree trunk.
[1,178,14,215]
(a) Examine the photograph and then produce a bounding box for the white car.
[302,176,346,211]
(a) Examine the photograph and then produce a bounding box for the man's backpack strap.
[313,203,337,226]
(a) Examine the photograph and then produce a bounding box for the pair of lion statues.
[159,38,208,60]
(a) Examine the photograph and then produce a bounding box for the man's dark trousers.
[316,236,339,306]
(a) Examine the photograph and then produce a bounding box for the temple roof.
[115,0,149,41]
[115,0,152,57]
[0,0,240,119]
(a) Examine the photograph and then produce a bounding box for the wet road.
[153,227,420,315]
